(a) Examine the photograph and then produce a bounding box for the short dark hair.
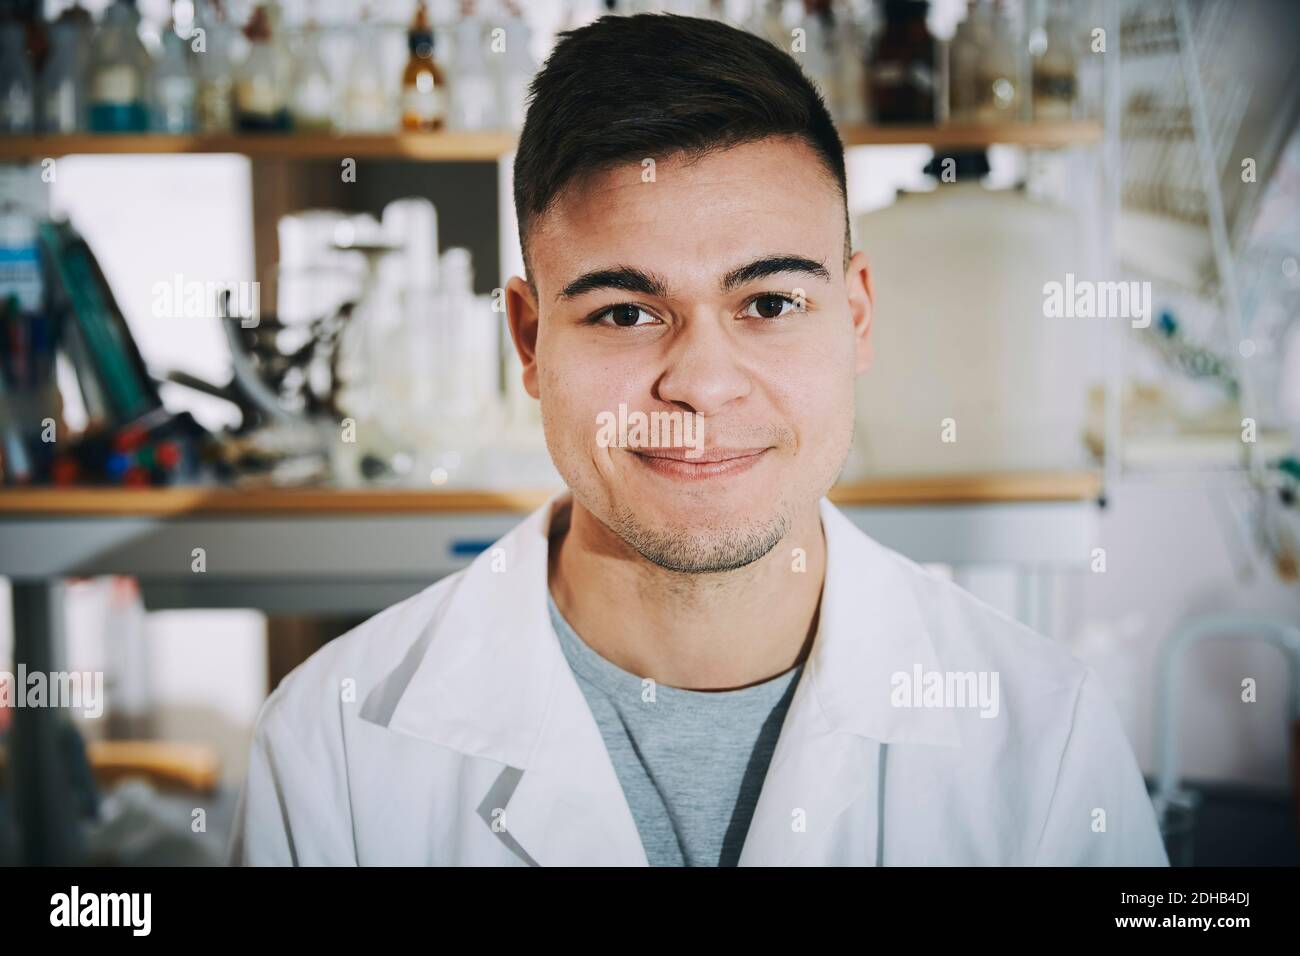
[512,13,850,288]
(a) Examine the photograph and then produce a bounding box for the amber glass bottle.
[401,0,446,131]
[871,0,936,124]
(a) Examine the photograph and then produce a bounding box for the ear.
[845,250,875,375]
[505,275,541,399]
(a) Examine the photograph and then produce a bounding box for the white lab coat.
[228,491,1169,866]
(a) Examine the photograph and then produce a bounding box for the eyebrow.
[558,266,669,301]
[556,254,831,302]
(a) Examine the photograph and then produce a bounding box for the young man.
[229,14,1168,866]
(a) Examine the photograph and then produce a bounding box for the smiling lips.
[630,446,771,481]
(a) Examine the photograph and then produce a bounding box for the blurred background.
[0,0,1297,866]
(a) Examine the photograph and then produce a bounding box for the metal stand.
[9,581,80,865]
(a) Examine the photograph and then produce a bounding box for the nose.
[653,314,752,417]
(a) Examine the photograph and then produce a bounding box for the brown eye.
[611,304,642,326]
[752,294,793,319]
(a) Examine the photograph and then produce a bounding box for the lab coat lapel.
[496,668,650,866]
[384,492,958,867]
[384,490,648,866]
[738,499,961,865]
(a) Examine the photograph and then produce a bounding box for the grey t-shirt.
[547,590,802,866]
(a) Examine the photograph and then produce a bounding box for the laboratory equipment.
[234,3,290,132]
[400,1,446,132]
[799,1,838,123]
[948,1,987,121]
[0,21,37,133]
[974,0,1021,122]
[87,0,151,133]
[494,0,533,131]
[39,12,91,133]
[194,0,235,132]
[450,2,499,131]
[871,0,935,123]
[1032,0,1079,121]
[290,16,334,132]
[151,18,197,133]
[340,8,396,133]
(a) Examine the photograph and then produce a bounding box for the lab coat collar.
[384,489,960,865]
[806,496,963,748]
[386,490,651,864]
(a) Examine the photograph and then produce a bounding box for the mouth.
[629,447,771,482]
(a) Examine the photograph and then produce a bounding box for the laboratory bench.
[0,469,1102,611]
[0,468,1102,864]
[0,120,1102,163]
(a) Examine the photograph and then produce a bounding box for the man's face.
[506,135,874,573]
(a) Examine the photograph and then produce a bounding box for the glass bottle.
[340,8,396,132]
[1032,2,1078,121]
[333,217,406,478]
[450,2,498,131]
[975,0,1019,122]
[151,19,197,132]
[494,0,533,131]
[400,1,446,131]
[0,22,36,133]
[948,2,984,122]
[835,0,871,126]
[801,0,839,121]
[39,10,91,133]
[871,0,935,124]
[430,247,499,481]
[290,17,334,132]
[234,4,289,132]
[88,0,151,133]
[193,0,234,133]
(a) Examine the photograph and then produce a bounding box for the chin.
[635,482,775,523]
[627,521,789,574]
[605,490,796,573]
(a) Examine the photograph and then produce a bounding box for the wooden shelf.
[0,121,1100,163]
[84,740,222,793]
[0,130,518,162]
[834,469,1101,505]
[0,486,556,515]
[0,471,1102,516]
[839,119,1102,148]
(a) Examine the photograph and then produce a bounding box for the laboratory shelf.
[0,130,519,162]
[0,466,1103,630]
[0,120,1101,163]
[839,119,1103,148]
[0,470,1102,516]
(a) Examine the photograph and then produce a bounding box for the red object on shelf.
[111,426,146,453]
[155,441,182,469]
[52,458,80,485]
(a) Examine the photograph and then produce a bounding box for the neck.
[547,495,827,690]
